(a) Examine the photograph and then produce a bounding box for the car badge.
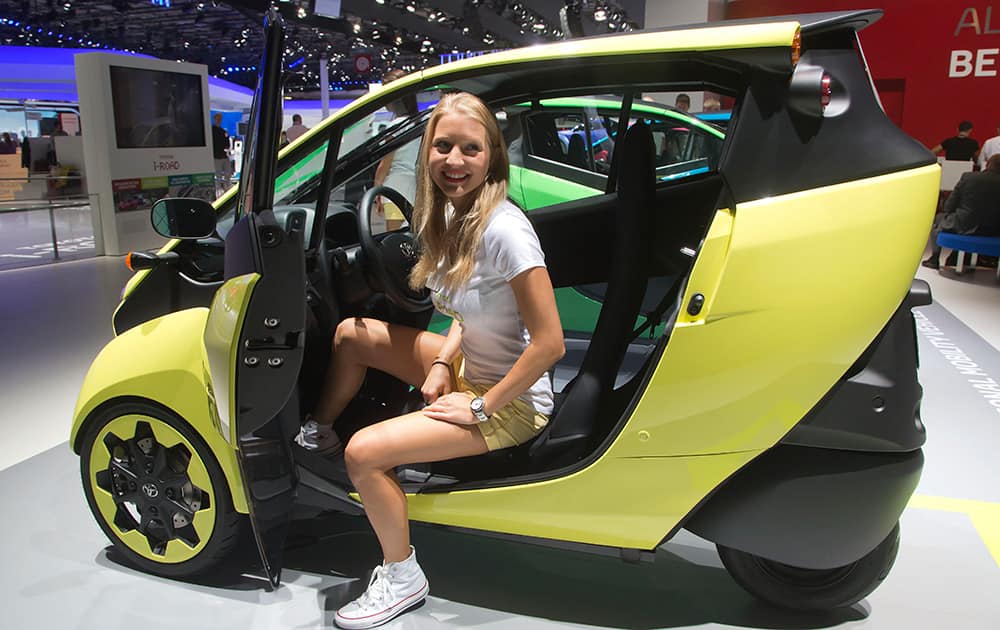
[142,483,159,499]
[400,242,417,262]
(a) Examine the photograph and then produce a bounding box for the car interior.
[266,93,730,498]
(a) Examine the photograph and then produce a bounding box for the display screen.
[109,65,206,149]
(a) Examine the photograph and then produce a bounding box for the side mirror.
[150,197,217,239]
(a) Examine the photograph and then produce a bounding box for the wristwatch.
[470,396,490,423]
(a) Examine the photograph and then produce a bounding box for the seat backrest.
[529,122,655,465]
[527,115,565,162]
[568,133,588,169]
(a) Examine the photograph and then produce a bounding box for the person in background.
[930,121,979,161]
[295,92,564,629]
[702,97,721,112]
[978,122,999,170]
[20,133,31,169]
[372,69,419,231]
[0,132,17,154]
[211,113,232,194]
[286,113,309,143]
[922,154,1000,269]
[51,121,68,136]
[674,93,690,112]
[280,130,289,148]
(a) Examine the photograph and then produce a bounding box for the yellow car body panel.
[619,164,939,459]
[203,273,261,446]
[403,450,760,549]
[70,307,250,514]
[403,164,937,548]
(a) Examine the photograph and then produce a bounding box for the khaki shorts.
[445,358,549,451]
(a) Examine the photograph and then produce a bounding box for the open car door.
[202,9,305,588]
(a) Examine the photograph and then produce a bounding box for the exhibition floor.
[1,256,999,628]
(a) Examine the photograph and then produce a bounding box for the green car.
[72,8,939,613]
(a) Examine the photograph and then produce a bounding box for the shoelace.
[356,565,393,610]
[302,420,320,436]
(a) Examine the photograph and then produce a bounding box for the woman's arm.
[480,267,564,415]
[423,267,564,423]
[373,151,396,186]
[420,319,462,404]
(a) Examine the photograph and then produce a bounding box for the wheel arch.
[682,444,922,570]
[74,393,249,515]
[70,308,250,514]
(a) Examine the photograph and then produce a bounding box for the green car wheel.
[717,523,900,611]
[80,401,244,577]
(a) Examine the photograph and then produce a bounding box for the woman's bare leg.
[345,412,489,563]
[311,317,446,425]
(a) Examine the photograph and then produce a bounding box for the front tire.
[718,523,900,611]
[80,401,244,578]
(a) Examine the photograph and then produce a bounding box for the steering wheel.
[358,186,432,312]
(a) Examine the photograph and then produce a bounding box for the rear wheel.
[718,523,900,611]
[80,401,244,578]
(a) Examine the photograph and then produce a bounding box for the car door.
[202,9,305,589]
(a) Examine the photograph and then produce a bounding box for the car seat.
[528,121,655,466]
[567,134,588,169]
[526,114,565,162]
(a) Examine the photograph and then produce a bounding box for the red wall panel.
[726,1,1000,151]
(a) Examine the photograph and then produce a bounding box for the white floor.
[1,254,999,628]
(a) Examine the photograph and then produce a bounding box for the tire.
[80,400,245,578]
[717,523,900,611]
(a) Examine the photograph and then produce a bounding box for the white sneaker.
[294,418,343,455]
[334,547,429,629]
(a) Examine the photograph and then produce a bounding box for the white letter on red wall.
[975,48,999,76]
[950,49,974,76]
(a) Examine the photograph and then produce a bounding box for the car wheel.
[717,523,900,611]
[80,401,244,578]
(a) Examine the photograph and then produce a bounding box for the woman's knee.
[344,428,389,474]
[333,317,372,354]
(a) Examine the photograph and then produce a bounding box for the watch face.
[471,397,485,412]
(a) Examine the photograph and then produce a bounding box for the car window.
[274,141,329,206]
[506,96,726,212]
[607,112,723,182]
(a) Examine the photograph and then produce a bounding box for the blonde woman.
[297,92,564,629]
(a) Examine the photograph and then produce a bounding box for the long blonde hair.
[408,92,509,293]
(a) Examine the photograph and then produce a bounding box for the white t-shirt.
[428,200,553,414]
[980,135,1000,169]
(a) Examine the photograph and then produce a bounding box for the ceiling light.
[594,8,607,22]
[296,7,306,18]
[406,4,415,12]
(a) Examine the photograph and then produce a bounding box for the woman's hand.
[423,391,477,425]
[420,363,452,404]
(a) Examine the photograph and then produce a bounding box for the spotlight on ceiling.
[594,8,607,22]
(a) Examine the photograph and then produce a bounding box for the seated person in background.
[930,121,979,161]
[979,122,1000,170]
[922,154,1000,268]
